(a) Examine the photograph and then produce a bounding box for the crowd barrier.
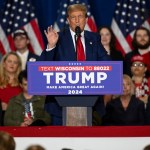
[0,126,150,137]
[0,126,150,150]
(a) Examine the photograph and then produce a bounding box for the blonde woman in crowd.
[0,52,22,125]
[102,74,145,125]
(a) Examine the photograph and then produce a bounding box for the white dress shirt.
[16,50,29,70]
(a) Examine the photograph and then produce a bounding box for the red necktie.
[76,35,85,61]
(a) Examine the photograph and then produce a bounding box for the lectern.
[55,96,98,126]
[28,61,123,126]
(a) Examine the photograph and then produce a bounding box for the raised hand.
[44,25,59,49]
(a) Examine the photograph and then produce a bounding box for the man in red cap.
[130,55,150,106]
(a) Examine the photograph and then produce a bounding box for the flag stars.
[115,10,119,14]
[87,5,90,8]
[7,28,11,33]
[60,18,64,23]
[128,5,132,9]
[7,3,11,7]
[122,12,126,16]
[63,4,67,8]
[76,1,80,4]
[10,14,14,17]
[23,18,27,22]
[31,13,35,17]
[135,7,139,11]
[14,23,18,27]
[128,13,131,17]
[87,12,91,16]
[20,1,25,5]
[65,21,68,24]
[126,29,129,32]
[133,22,137,26]
[27,3,30,7]
[25,11,29,15]
[141,8,145,12]
[142,1,146,4]
[141,16,144,20]
[14,0,18,2]
[5,11,9,15]
[136,0,140,3]
[12,6,16,10]
[117,2,120,6]
[9,21,12,25]
[2,18,6,23]
[16,16,20,20]
[134,15,138,19]
[18,8,22,12]
[123,4,127,8]
[82,3,86,6]
[127,21,130,24]
[120,19,124,23]
[62,11,66,15]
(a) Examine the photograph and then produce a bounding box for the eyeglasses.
[132,63,145,67]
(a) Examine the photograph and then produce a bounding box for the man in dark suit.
[39,4,110,61]
[13,29,39,70]
[39,4,111,125]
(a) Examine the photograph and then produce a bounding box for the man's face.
[135,29,150,49]
[67,10,87,32]
[14,35,29,50]
[20,78,28,93]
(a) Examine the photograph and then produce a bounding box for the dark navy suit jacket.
[39,28,111,125]
[39,28,111,61]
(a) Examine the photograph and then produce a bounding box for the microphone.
[75,26,81,37]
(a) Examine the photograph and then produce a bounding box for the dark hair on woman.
[132,27,150,49]
[97,26,116,50]
[143,144,150,150]
[18,70,27,84]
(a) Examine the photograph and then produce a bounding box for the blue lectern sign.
[28,61,123,95]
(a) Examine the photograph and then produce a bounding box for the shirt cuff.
[46,45,56,51]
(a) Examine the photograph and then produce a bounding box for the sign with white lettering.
[28,61,123,95]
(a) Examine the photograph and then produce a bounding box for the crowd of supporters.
[0,26,150,126]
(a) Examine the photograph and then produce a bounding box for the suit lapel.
[84,32,94,61]
[63,29,76,60]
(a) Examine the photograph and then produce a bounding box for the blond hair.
[123,74,135,95]
[0,52,22,88]
[67,4,87,17]
[112,74,135,99]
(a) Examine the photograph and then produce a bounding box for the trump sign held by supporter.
[28,61,123,95]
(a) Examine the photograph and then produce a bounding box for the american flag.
[0,0,45,56]
[111,0,150,55]
[54,0,97,32]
